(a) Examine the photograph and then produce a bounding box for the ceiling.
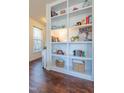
[29,0,57,25]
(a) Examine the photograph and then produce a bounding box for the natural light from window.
[33,27,43,52]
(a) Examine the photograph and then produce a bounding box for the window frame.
[32,26,43,53]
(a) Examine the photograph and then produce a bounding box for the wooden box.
[72,61,85,73]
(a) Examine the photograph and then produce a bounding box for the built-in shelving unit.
[46,0,93,81]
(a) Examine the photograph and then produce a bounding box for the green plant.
[71,35,79,41]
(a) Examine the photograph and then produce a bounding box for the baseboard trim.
[29,57,42,63]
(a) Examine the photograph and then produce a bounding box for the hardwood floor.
[29,59,94,93]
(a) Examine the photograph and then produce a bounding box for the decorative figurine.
[57,50,64,55]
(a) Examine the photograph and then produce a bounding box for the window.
[33,27,43,52]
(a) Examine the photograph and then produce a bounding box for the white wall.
[29,17,46,61]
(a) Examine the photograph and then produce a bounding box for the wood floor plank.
[29,59,94,93]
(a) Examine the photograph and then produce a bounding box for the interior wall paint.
[29,0,57,23]
[29,17,46,62]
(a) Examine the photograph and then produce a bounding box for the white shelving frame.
[46,0,93,81]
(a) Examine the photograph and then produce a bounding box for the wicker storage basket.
[72,61,85,73]
[55,59,64,67]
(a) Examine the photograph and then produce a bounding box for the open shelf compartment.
[69,26,92,42]
[51,28,67,42]
[52,43,67,56]
[69,58,92,76]
[69,43,92,59]
[52,56,67,70]
[68,0,92,7]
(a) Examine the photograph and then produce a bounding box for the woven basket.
[55,60,64,67]
[73,62,85,73]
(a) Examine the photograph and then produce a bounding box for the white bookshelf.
[46,0,93,81]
